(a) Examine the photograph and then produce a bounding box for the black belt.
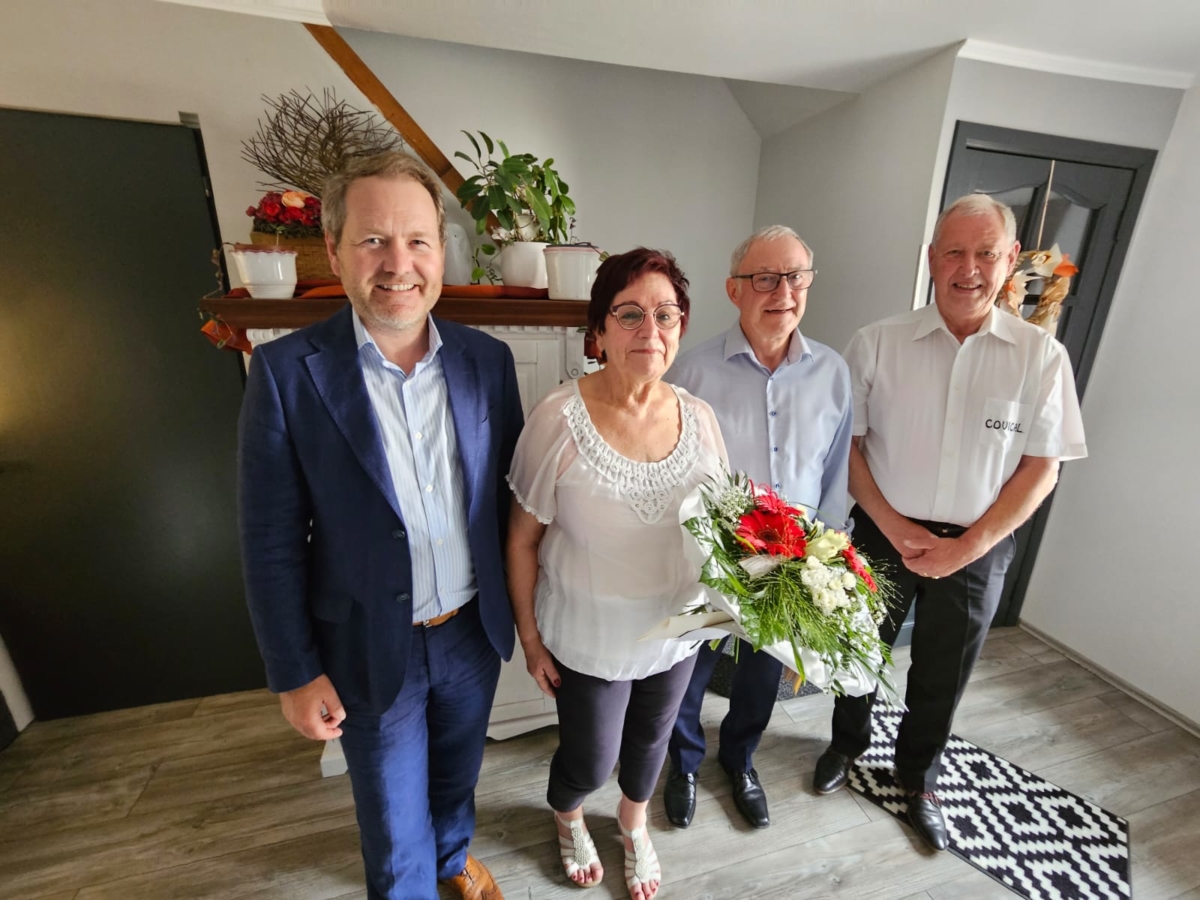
[908,518,968,538]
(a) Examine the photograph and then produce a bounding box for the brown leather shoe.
[440,854,505,900]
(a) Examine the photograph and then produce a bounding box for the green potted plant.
[455,131,576,288]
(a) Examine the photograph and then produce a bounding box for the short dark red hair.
[586,247,691,337]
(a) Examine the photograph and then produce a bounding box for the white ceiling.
[156,0,1200,137]
[323,0,1200,92]
[723,79,855,140]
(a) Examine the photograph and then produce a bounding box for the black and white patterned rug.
[850,709,1131,900]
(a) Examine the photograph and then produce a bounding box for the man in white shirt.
[811,195,1087,851]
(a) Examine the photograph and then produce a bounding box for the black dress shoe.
[663,766,697,828]
[907,792,949,851]
[813,747,855,794]
[727,767,770,828]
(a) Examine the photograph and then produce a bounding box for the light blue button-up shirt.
[667,322,854,528]
[352,311,476,622]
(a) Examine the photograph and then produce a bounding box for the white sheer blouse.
[508,379,729,681]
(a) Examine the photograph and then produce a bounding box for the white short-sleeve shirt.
[843,304,1087,527]
[508,379,729,680]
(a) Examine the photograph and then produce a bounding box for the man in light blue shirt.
[353,311,477,624]
[664,225,853,830]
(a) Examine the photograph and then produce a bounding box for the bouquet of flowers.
[246,190,322,240]
[650,472,901,704]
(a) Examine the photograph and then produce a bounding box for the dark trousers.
[830,505,1016,793]
[339,600,501,900]
[548,652,698,812]
[668,637,783,775]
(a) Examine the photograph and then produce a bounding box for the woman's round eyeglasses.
[731,269,817,292]
[609,304,684,330]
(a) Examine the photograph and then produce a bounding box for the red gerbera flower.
[736,509,807,558]
[751,481,803,518]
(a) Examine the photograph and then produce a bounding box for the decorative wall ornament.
[999,243,1079,334]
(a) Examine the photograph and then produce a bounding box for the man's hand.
[902,535,982,580]
[280,673,346,740]
[884,518,938,561]
[521,636,561,699]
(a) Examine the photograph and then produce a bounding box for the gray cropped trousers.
[547,651,699,812]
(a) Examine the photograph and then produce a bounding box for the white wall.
[940,59,1183,157]
[342,28,762,348]
[753,46,959,353]
[1021,87,1200,724]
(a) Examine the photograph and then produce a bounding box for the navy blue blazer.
[237,306,522,715]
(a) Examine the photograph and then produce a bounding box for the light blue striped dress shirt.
[667,322,854,528]
[352,312,476,622]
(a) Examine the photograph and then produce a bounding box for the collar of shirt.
[912,302,1019,346]
[722,323,813,371]
[351,310,443,377]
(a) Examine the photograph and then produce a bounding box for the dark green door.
[0,107,263,718]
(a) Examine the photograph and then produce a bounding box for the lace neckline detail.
[565,380,699,524]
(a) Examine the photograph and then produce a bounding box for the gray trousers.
[547,652,699,812]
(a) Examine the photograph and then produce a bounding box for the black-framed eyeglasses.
[731,269,817,292]
[609,303,684,330]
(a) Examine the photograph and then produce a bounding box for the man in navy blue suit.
[238,152,521,900]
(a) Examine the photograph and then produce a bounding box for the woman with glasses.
[506,248,728,899]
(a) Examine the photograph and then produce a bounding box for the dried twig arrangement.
[240,89,406,197]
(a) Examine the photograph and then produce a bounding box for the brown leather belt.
[416,608,459,628]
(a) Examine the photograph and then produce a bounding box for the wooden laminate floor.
[1,626,1198,899]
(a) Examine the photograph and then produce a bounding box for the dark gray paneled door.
[939,122,1155,629]
[0,107,263,718]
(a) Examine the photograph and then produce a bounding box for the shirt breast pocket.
[980,398,1032,455]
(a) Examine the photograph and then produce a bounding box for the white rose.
[807,530,851,563]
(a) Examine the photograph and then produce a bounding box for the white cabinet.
[474,325,593,739]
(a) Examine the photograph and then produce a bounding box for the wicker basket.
[249,232,335,281]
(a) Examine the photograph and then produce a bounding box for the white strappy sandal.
[554,811,603,888]
[616,806,661,899]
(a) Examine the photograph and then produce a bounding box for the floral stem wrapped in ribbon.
[646,471,902,706]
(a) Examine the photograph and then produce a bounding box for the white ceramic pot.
[545,244,604,301]
[228,243,298,299]
[443,222,473,286]
[498,241,549,289]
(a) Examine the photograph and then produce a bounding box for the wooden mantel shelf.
[201,295,589,330]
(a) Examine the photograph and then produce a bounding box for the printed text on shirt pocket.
[981,398,1032,446]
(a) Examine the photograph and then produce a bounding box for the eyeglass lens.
[749,270,815,292]
[611,304,683,329]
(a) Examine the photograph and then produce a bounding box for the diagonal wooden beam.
[304,23,496,229]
